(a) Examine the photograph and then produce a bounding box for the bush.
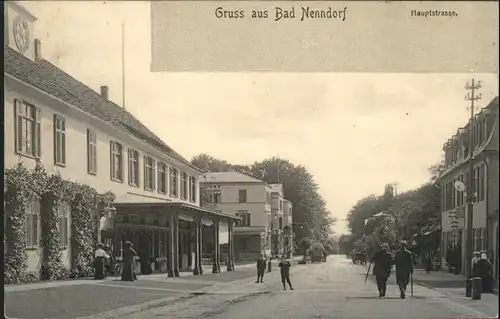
[4,161,115,284]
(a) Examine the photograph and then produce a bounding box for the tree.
[338,234,353,254]
[428,159,445,183]
[191,154,232,172]
[346,195,385,241]
[190,155,337,247]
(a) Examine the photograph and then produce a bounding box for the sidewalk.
[5,264,261,319]
[412,269,498,317]
[4,262,256,292]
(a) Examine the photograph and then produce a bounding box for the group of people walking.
[256,254,294,291]
[370,242,414,299]
[94,241,137,281]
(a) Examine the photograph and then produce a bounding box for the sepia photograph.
[3,1,499,319]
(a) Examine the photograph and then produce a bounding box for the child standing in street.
[279,256,294,291]
[256,254,267,283]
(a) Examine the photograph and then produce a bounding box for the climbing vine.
[4,160,115,284]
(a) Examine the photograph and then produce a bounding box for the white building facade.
[201,172,273,261]
[4,2,238,277]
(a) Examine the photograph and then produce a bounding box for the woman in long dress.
[121,241,138,281]
[94,243,110,280]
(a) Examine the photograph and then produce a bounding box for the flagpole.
[277,153,280,183]
[121,23,126,110]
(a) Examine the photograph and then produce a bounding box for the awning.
[113,201,241,221]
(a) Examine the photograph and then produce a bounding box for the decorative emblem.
[13,15,30,54]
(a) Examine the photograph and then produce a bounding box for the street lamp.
[283,225,292,258]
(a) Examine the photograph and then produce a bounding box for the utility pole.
[464,78,482,297]
[121,23,126,110]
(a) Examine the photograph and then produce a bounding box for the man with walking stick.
[370,243,393,298]
[394,241,414,299]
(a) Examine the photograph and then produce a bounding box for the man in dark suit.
[394,241,414,299]
[256,254,267,283]
[371,243,393,298]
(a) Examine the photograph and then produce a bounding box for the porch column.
[212,219,220,273]
[216,221,221,272]
[227,220,235,271]
[173,215,180,277]
[198,219,204,275]
[167,215,175,278]
[193,217,201,275]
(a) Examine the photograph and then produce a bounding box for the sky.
[20,1,499,235]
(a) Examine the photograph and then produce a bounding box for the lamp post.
[464,79,482,297]
[283,225,292,258]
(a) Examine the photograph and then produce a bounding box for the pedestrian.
[279,255,294,291]
[256,254,267,283]
[473,252,494,293]
[394,241,414,299]
[424,252,433,274]
[121,241,138,281]
[371,243,393,298]
[472,251,481,267]
[94,243,110,280]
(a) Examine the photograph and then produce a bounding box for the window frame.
[157,162,167,194]
[53,114,67,166]
[127,149,140,187]
[58,202,70,249]
[236,210,251,227]
[144,156,156,191]
[110,141,124,183]
[87,129,97,175]
[189,176,197,202]
[238,189,247,203]
[180,172,188,200]
[169,167,178,197]
[25,200,40,250]
[14,99,41,158]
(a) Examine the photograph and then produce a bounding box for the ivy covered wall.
[4,161,115,284]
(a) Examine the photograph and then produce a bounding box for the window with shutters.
[157,162,167,194]
[87,129,97,175]
[58,202,70,248]
[53,115,66,166]
[180,172,187,200]
[14,100,41,158]
[169,167,178,197]
[25,200,40,249]
[144,156,155,191]
[110,141,123,182]
[128,149,139,187]
[189,176,197,202]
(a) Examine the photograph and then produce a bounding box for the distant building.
[438,97,499,283]
[201,172,273,261]
[283,199,294,256]
[270,184,286,257]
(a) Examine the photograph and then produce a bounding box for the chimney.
[100,86,109,100]
[34,39,42,61]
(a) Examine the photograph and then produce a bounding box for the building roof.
[201,172,265,184]
[270,183,283,194]
[4,45,201,173]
